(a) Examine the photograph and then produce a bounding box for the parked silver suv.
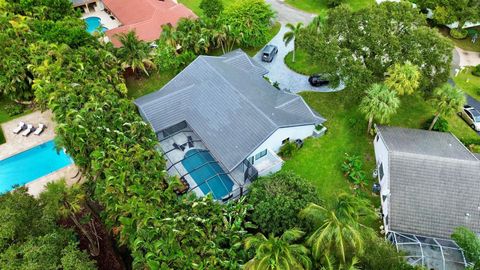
[458,105,480,131]
[261,45,278,62]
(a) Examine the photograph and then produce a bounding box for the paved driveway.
[254,25,344,93]
[265,0,316,24]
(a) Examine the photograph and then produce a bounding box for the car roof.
[263,45,276,52]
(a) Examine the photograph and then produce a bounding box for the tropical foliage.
[429,83,465,130]
[451,227,480,268]
[247,171,322,235]
[341,153,367,187]
[116,31,155,76]
[359,83,400,133]
[0,188,95,269]
[416,0,480,30]
[244,229,312,270]
[300,193,376,267]
[200,0,224,18]
[283,22,303,62]
[296,2,453,93]
[385,61,421,96]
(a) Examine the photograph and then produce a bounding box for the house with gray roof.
[135,50,325,201]
[374,126,480,269]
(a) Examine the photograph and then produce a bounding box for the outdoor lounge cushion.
[34,123,46,135]
[13,122,26,134]
[21,124,34,137]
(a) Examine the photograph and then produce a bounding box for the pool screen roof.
[135,50,325,172]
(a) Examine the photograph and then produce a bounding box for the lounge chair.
[33,123,46,135]
[13,122,26,134]
[187,136,194,148]
[173,142,185,151]
[21,124,34,137]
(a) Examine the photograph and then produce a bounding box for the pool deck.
[0,110,81,196]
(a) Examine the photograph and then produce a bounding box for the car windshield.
[471,109,480,122]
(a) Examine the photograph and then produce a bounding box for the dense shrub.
[247,171,322,235]
[327,0,343,8]
[341,153,367,187]
[472,64,480,77]
[423,116,449,132]
[358,236,416,270]
[450,28,468,39]
[451,227,480,267]
[278,140,299,158]
[5,103,24,117]
[200,0,224,18]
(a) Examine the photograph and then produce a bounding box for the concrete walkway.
[254,25,344,93]
[455,47,480,68]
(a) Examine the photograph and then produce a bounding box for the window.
[382,195,387,202]
[379,163,384,180]
[282,138,290,144]
[385,215,389,226]
[376,135,379,142]
[255,149,267,160]
[248,156,254,165]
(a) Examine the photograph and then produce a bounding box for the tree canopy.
[416,0,480,29]
[297,2,453,93]
[247,171,322,235]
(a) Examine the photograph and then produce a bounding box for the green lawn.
[437,26,480,52]
[282,88,478,202]
[285,0,374,17]
[178,0,233,16]
[126,70,178,99]
[284,49,325,75]
[454,66,480,100]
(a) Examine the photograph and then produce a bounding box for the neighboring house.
[135,50,325,201]
[102,0,196,47]
[374,126,480,270]
[72,0,196,47]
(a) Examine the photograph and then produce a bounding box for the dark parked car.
[458,105,480,131]
[261,45,278,62]
[308,74,329,87]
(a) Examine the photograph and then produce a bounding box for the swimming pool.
[0,140,73,193]
[84,17,107,34]
[181,149,234,200]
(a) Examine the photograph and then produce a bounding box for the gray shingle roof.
[135,50,324,172]
[377,126,480,239]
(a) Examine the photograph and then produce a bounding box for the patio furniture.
[187,136,194,148]
[21,124,34,137]
[33,123,46,136]
[173,142,185,151]
[174,177,190,195]
[13,122,26,134]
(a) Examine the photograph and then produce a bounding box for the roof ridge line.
[202,57,278,129]
[391,150,480,163]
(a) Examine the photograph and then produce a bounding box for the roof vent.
[466,213,471,217]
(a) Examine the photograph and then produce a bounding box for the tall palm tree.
[160,24,178,49]
[244,229,312,270]
[385,61,421,96]
[359,83,400,133]
[300,193,375,265]
[116,31,154,76]
[283,22,303,62]
[429,83,465,130]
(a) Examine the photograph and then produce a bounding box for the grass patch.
[284,49,325,75]
[454,66,480,100]
[0,97,31,144]
[285,0,375,17]
[283,89,478,202]
[437,25,480,52]
[126,70,178,99]
[178,0,233,16]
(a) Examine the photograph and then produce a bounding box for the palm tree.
[300,193,375,265]
[283,22,303,62]
[385,61,421,96]
[429,83,465,130]
[160,24,178,49]
[40,180,100,256]
[359,83,400,133]
[244,229,312,270]
[116,31,154,76]
[321,256,361,270]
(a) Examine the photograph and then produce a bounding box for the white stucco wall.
[373,133,391,232]
[248,125,315,172]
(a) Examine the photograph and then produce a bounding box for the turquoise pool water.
[85,16,107,34]
[181,149,234,200]
[0,140,73,193]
